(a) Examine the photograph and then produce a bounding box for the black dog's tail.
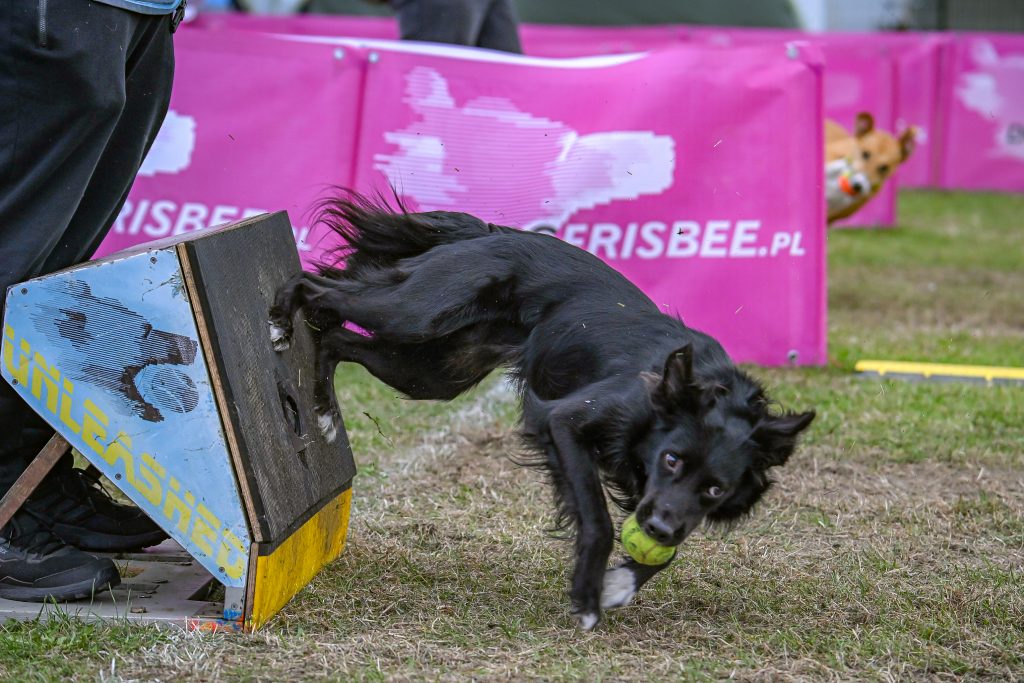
[314,190,514,278]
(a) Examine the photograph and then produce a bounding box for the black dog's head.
[634,345,814,546]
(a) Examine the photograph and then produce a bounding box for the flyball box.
[1,213,355,630]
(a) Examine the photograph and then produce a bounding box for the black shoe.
[0,511,120,603]
[26,466,168,552]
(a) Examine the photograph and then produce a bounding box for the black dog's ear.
[663,345,694,393]
[752,410,815,468]
[647,345,701,409]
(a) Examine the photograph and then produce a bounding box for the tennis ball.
[621,513,676,565]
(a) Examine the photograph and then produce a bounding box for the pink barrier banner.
[686,28,906,227]
[198,15,1013,197]
[884,35,946,188]
[108,29,826,366]
[551,26,943,193]
[347,40,826,365]
[939,34,1024,192]
[562,21,942,196]
[818,42,899,228]
[95,29,363,261]
[191,15,947,200]
[802,33,943,190]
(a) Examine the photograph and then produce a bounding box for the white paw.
[269,322,290,351]
[600,566,637,610]
[317,411,338,442]
[575,612,599,631]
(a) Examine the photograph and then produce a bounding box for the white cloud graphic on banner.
[956,40,1024,161]
[138,110,197,177]
[374,67,675,229]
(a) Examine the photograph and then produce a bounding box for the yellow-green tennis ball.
[621,514,676,565]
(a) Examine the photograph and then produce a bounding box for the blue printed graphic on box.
[2,248,251,589]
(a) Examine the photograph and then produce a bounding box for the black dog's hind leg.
[310,326,502,439]
[600,555,675,611]
[312,328,344,443]
[280,249,516,345]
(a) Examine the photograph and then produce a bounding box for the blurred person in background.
[388,0,522,53]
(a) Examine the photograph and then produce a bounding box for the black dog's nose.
[643,515,674,544]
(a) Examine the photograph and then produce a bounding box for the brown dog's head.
[849,112,916,194]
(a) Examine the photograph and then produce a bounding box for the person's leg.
[0,0,140,485]
[0,0,173,601]
[0,1,120,494]
[390,0,488,47]
[476,0,522,53]
[27,1,174,552]
[39,7,175,274]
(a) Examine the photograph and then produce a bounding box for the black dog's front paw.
[571,606,601,631]
[570,585,603,631]
[572,562,642,628]
[600,563,638,610]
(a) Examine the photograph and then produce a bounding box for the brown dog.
[824,112,916,223]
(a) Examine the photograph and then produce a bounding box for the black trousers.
[0,0,175,491]
[391,0,522,53]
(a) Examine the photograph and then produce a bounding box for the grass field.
[2,190,1022,681]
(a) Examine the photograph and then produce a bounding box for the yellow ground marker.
[855,360,1024,384]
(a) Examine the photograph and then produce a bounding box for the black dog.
[269,193,815,630]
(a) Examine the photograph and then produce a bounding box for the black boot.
[26,466,168,552]
[0,510,120,602]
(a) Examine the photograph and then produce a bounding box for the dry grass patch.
[110,404,1023,681]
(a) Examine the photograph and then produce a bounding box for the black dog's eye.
[706,485,725,498]
[662,452,682,472]
[862,150,871,160]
